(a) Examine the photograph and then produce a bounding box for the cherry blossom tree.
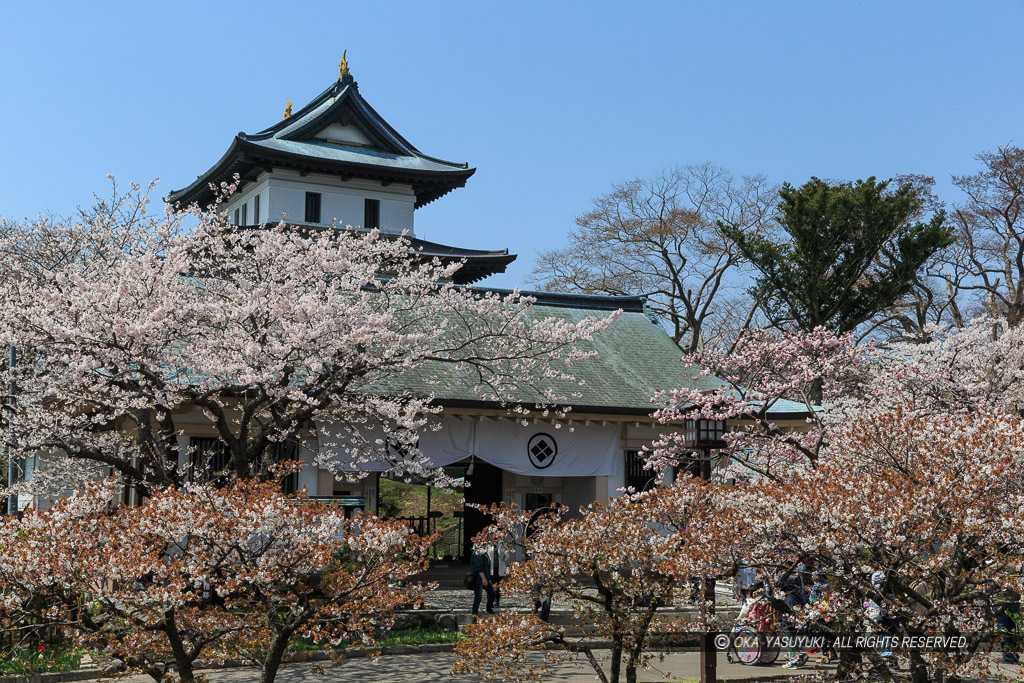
[643,320,1024,681]
[0,478,433,683]
[646,315,1024,482]
[454,477,736,683]
[0,180,617,499]
[865,316,1024,416]
[736,409,1024,682]
[648,326,869,481]
[0,480,245,682]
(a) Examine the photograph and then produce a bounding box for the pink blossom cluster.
[0,179,617,498]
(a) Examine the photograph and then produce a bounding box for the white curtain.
[316,416,622,477]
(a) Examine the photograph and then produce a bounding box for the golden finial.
[338,50,350,79]
[283,99,292,119]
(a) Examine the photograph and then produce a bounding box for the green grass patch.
[378,477,462,523]
[378,628,465,646]
[379,476,465,558]
[0,647,84,675]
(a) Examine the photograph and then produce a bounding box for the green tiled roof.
[167,74,474,209]
[364,291,725,414]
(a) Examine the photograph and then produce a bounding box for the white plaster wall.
[268,183,306,225]
[296,441,319,494]
[224,178,271,225]
[606,451,626,498]
[561,476,598,514]
[245,171,416,234]
[380,197,414,234]
[324,192,365,229]
[314,123,373,145]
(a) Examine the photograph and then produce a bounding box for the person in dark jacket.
[469,544,497,620]
[994,586,1021,664]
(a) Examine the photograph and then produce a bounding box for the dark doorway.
[462,459,503,562]
[523,492,552,511]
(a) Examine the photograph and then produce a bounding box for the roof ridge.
[253,81,344,138]
[167,74,477,208]
[466,287,648,313]
[346,89,420,156]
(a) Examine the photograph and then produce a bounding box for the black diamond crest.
[527,433,558,469]
[531,440,553,462]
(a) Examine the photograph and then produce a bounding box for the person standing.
[738,562,757,601]
[469,543,496,620]
[493,542,513,608]
[994,586,1021,665]
[782,565,810,669]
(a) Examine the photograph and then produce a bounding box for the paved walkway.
[420,573,742,613]
[104,650,836,682]
[78,649,1024,682]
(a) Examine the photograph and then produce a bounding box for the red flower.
[37,645,45,652]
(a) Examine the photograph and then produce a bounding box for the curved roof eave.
[166,137,476,208]
[165,137,247,206]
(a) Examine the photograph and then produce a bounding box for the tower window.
[241,202,247,225]
[253,194,261,224]
[305,192,322,223]
[364,198,380,230]
[234,208,240,225]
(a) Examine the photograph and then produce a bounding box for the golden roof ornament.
[338,50,350,79]
[283,99,292,119]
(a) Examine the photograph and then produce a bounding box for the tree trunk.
[609,640,623,683]
[625,623,648,683]
[259,627,295,683]
[809,376,824,406]
[580,647,610,683]
[162,609,197,683]
[908,650,929,683]
[836,649,859,680]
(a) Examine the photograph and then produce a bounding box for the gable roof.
[167,74,475,209]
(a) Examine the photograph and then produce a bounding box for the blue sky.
[2,1,1022,288]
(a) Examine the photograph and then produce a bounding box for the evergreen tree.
[725,176,951,335]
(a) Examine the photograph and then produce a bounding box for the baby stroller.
[725,595,780,665]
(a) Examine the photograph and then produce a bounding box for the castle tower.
[167,57,513,284]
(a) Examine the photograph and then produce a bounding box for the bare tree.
[695,291,772,355]
[946,144,1024,327]
[531,164,776,352]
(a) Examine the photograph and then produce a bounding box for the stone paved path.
[103,650,838,682]
[422,582,741,613]
[87,651,1024,683]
